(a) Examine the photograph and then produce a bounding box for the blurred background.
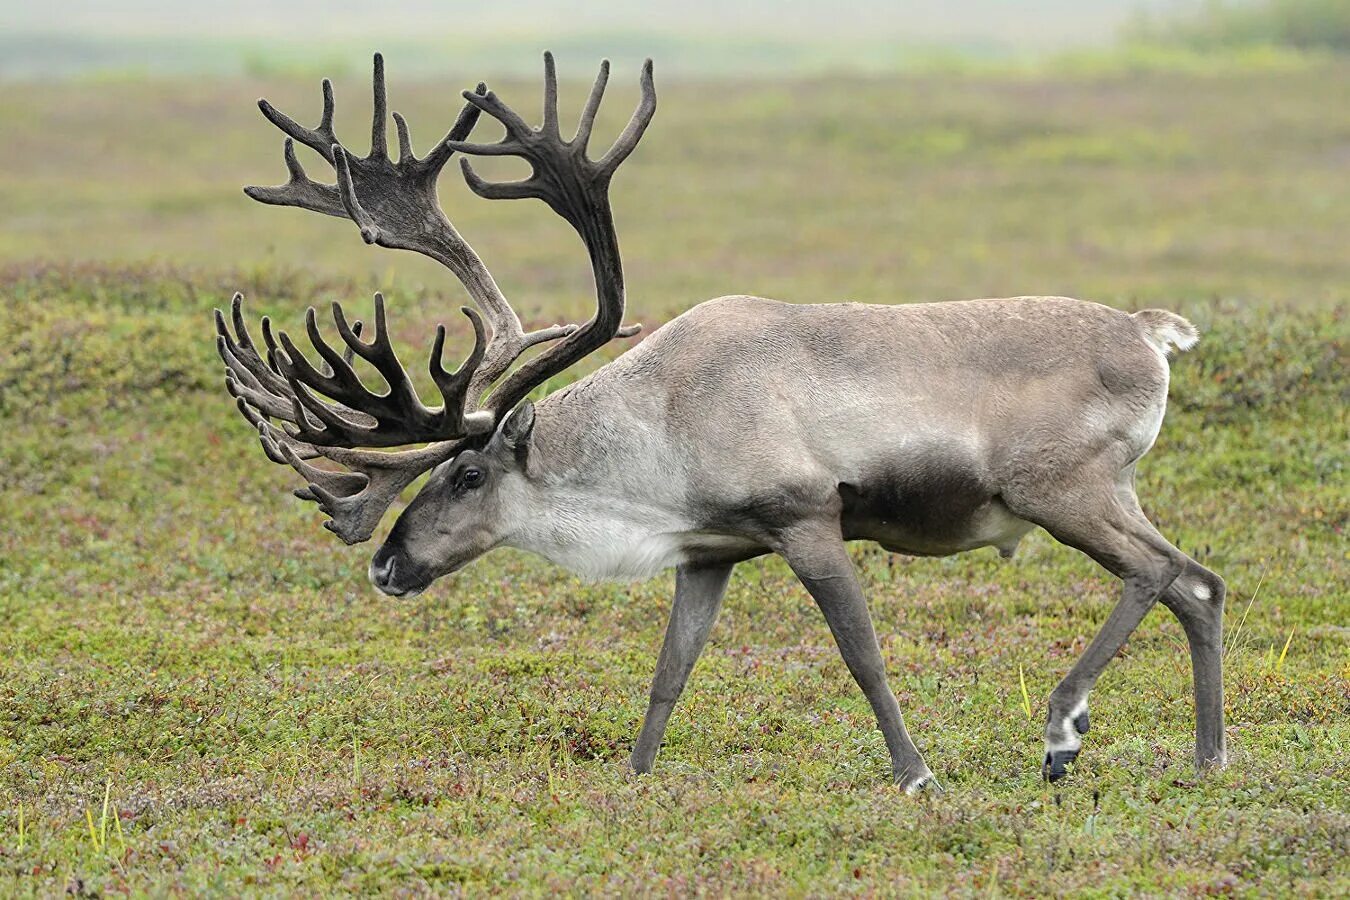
[2,0,1348,311]
[0,1,1233,78]
[1,2,1346,894]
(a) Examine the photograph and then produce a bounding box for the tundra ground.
[0,59,1346,895]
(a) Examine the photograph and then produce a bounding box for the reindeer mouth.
[369,554,434,598]
[370,553,479,597]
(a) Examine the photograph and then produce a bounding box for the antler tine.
[431,306,497,434]
[333,148,380,245]
[369,52,388,160]
[449,99,534,159]
[392,112,414,164]
[465,320,576,404]
[597,58,657,176]
[423,82,488,170]
[336,294,415,406]
[573,59,610,151]
[241,138,346,218]
[316,316,361,377]
[541,50,560,137]
[257,78,339,164]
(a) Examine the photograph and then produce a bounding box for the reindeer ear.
[497,401,536,463]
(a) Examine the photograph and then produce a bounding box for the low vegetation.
[0,56,1346,895]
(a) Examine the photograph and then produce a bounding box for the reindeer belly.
[838,449,1035,558]
[844,496,1034,558]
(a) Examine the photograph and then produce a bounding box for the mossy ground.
[0,59,1346,895]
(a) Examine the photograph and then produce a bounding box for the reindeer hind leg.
[1004,470,1188,781]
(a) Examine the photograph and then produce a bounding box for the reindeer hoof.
[1042,749,1079,783]
[897,767,943,796]
[1074,711,1090,734]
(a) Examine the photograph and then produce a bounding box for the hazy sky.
[5,0,1192,47]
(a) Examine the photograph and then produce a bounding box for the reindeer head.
[214,53,655,594]
[365,403,536,595]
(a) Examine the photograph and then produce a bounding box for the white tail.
[1133,308,1200,358]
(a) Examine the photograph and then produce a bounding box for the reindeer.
[215,53,1226,792]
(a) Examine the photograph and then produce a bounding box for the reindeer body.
[504,295,1174,580]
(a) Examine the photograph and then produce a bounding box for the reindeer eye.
[460,467,485,489]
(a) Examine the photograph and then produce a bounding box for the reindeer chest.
[518,484,759,583]
[526,506,692,582]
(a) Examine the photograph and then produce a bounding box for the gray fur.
[376,294,1226,785]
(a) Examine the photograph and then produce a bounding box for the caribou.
[215,53,1226,792]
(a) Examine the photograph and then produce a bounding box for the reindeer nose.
[368,547,400,594]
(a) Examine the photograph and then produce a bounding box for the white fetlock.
[898,765,943,796]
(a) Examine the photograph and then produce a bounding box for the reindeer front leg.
[777,524,940,794]
[630,563,734,773]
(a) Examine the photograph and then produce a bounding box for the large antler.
[216,290,497,448]
[243,53,577,396]
[218,54,657,543]
[217,293,465,543]
[448,51,654,417]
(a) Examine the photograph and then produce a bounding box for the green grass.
[0,58,1347,895]
[1125,0,1350,55]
